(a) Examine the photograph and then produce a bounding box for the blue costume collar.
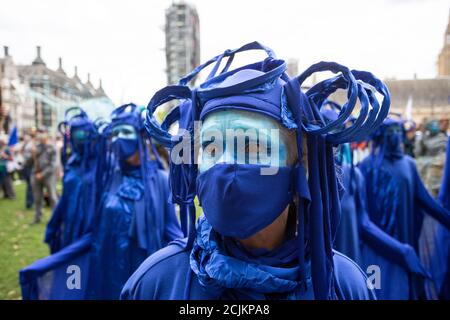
[190,216,311,299]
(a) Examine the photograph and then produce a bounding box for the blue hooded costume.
[358,118,450,299]
[45,107,99,253]
[85,103,183,299]
[121,42,391,300]
[321,105,429,282]
[19,104,183,300]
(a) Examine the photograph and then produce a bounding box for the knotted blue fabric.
[190,216,312,300]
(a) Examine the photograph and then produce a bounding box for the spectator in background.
[0,138,16,199]
[440,118,449,136]
[21,130,35,209]
[24,129,58,224]
[404,121,417,158]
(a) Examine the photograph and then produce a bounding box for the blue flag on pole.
[8,126,18,146]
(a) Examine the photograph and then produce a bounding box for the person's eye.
[204,143,217,158]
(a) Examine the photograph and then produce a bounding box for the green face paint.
[199,110,289,172]
[111,124,138,142]
[71,129,89,143]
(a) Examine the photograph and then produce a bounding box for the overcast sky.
[1,0,449,106]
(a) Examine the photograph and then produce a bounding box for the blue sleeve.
[413,161,450,230]
[121,239,190,300]
[333,251,377,300]
[355,168,428,276]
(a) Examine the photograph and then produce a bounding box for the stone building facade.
[0,46,110,136]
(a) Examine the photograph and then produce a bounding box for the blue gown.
[20,234,92,300]
[359,154,450,299]
[20,160,183,300]
[45,152,98,253]
[86,161,183,299]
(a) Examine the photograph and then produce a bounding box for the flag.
[8,126,18,147]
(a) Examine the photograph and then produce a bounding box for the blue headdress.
[144,42,390,299]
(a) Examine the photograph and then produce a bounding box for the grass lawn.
[0,182,53,300]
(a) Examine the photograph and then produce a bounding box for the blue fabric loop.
[179,41,276,86]
[294,61,358,135]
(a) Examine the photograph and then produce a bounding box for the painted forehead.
[201,109,280,133]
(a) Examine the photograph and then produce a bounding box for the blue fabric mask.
[197,164,294,239]
[385,131,403,159]
[372,119,404,160]
[112,138,139,162]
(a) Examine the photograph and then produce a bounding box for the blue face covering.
[112,138,139,162]
[384,124,403,159]
[197,164,294,239]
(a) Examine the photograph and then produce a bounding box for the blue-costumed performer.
[320,105,428,283]
[358,118,450,299]
[86,103,183,299]
[45,107,99,253]
[121,42,392,300]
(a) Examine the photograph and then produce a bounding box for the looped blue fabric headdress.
[144,42,390,299]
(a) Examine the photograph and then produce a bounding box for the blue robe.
[359,154,450,299]
[86,161,183,299]
[45,153,98,253]
[20,161,183,300]
[120,238,375,300]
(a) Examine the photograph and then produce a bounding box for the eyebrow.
[201,120,222,134]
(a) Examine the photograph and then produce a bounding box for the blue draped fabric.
[86,161,182,299]
[45,108,100,253]
[121,226,375,300]
[20,234,92,300]
[336,164,429,298]
[20,104,183,300]
[45,153,98,253]
[359,151,450,299]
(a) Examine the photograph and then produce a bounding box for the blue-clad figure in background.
[45,107,99,253]
[358,118,450,299]
[86,103,183,299]
[19,104,182,300]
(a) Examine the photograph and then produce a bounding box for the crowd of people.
[2,42,449,300]
[0,129,62,223]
